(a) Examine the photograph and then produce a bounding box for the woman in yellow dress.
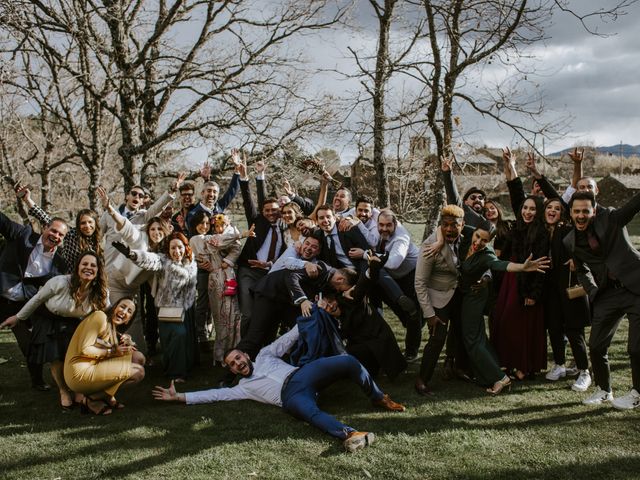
[64,297,145,415]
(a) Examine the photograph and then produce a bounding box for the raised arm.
[569,148,584,189]
[216,149,244,212]
[526,153,567,209]
[309,175,330,222]
[441,155,462,207]
[610,190,640,227]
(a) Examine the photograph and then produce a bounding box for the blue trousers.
[281,355,384,439]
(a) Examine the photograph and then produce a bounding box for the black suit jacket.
[254,261,335,304]
[237,179,286,267]
[563,192,640,299]
[0,212,68,299]
[318,226,369,271]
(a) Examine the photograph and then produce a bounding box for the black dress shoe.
[414,379,435,397]
[32,383,51,392]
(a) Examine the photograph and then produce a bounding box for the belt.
[281,368,299,397]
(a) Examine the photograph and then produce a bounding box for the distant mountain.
[550,144,640,158]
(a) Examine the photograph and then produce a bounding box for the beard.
[237,360,255,378]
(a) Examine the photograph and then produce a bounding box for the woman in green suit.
[459,224,549,394]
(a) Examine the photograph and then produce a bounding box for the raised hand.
[502,147,516,168]
[172,172,187,192]
[441,155,454,172]
[568,147,584,164]
[242,224,256,238]
[97,186,110,209]
[14,183,31,203]
[282,179,295,197]
[200,162,211,181]
[525,152,541,179]
[255,159,267,175]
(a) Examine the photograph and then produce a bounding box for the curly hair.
[76,209,103,257]
[165,232,193,262]
[69,251,108,312]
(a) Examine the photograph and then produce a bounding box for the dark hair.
[514,195,546,258]
[543,197,566,227]
[106,296,137,333]
[378,209,398,226]
[355,195,374,208]
[187,210,211,235]
[569,190,596,209]
[75,209,103,257]
[473,220,496,239]
[335,187,352,201]
[462,187,486,202]
[165,232,193,262]
[336,267,358,287]
[47,216,69,229]
[316,204,334,215]
[146,216,173,252]
[179,181,195,193]
[262,197,280,209]
[483,199,510,241]
[70,251,108,312]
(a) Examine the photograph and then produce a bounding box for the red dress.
[490,266,547,375]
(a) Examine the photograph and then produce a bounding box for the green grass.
[1,317,639,480]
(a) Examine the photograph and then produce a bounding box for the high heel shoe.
[487,375,512,395]
[80,397,112,416]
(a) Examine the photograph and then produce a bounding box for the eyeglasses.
[129,191,145,198]
[468,194,484,201]
[180,192,194,197]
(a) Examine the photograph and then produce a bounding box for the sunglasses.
[468,194,484,201]
[129,191,145,198]
[180,192,194,197]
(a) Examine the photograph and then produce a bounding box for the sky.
[301,0,640,162]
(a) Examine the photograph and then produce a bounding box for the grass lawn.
[1,316,639,480]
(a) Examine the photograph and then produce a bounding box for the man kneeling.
[152,324,405,452]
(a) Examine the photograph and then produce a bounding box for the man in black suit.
[316,205,369,272]
[563,191,640,410]
[0,210,68,389]
[235,261,358,359]
[236,162,287,337]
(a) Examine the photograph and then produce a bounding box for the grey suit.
[563,193,640,392]
[415,226,472,384]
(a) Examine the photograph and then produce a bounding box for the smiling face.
[470,228,491,253]
[195,217,210,235]
[577,178,599,196]
[262,202,281,224]
[148,221,166,245]
[281,206,298,226]
[180,188,195,208]
[224,349,253,377]
[296,218,314,236]
[544,200,562,226]
[169,238,186,262]
[570,199,595,231]
[300,237,321,260]
[41,220,68,252]
[78,214,96,237]
[317,208,336,233]
[125,187,146,211]
[521,198,537,224]
[77,253,99,283]
[484,202,499,222]
[377,213,396,240]
[111,298,136,327]
[323,297,342,317]
[465,192,485,213]
[332,189,350,213]
[356,201,373,223]
[202,185,220,207]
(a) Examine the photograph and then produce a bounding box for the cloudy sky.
[300,0,640,162]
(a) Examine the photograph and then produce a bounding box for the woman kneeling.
[64,298,145,415]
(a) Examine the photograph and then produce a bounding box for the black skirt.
[28,305,80,364]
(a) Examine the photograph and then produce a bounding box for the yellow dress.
[63,311,132,397]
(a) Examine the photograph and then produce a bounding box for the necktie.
[378,239,387,253]
[327,234,338,266]
[126,211,133,219]
[267,224,278,262]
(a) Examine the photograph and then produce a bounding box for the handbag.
[223,278,238,296]
[565,269,586,300]
[158,306,184,323]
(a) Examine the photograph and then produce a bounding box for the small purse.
[158,306,184,323]
[223,278,238,296]
[566,269,586,300]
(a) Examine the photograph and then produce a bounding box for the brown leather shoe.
[343,431,375,452]
[373,394,406,412]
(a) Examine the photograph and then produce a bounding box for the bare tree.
[0,0,347,196]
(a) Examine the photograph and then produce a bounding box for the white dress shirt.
[185,326,300,407]
[325,225,354,268]
[4,238,55,302]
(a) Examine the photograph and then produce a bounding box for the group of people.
[1,145,639,452]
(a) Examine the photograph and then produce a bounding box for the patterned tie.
[267,224,278,262]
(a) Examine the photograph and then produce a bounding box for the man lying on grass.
[152,323,405,452]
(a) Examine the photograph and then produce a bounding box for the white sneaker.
[545,364,566,381]
[582,387,613,405]
[571,370,592,392]
[611,389,640,410]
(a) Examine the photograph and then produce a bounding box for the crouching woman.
[64,297,145,415]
